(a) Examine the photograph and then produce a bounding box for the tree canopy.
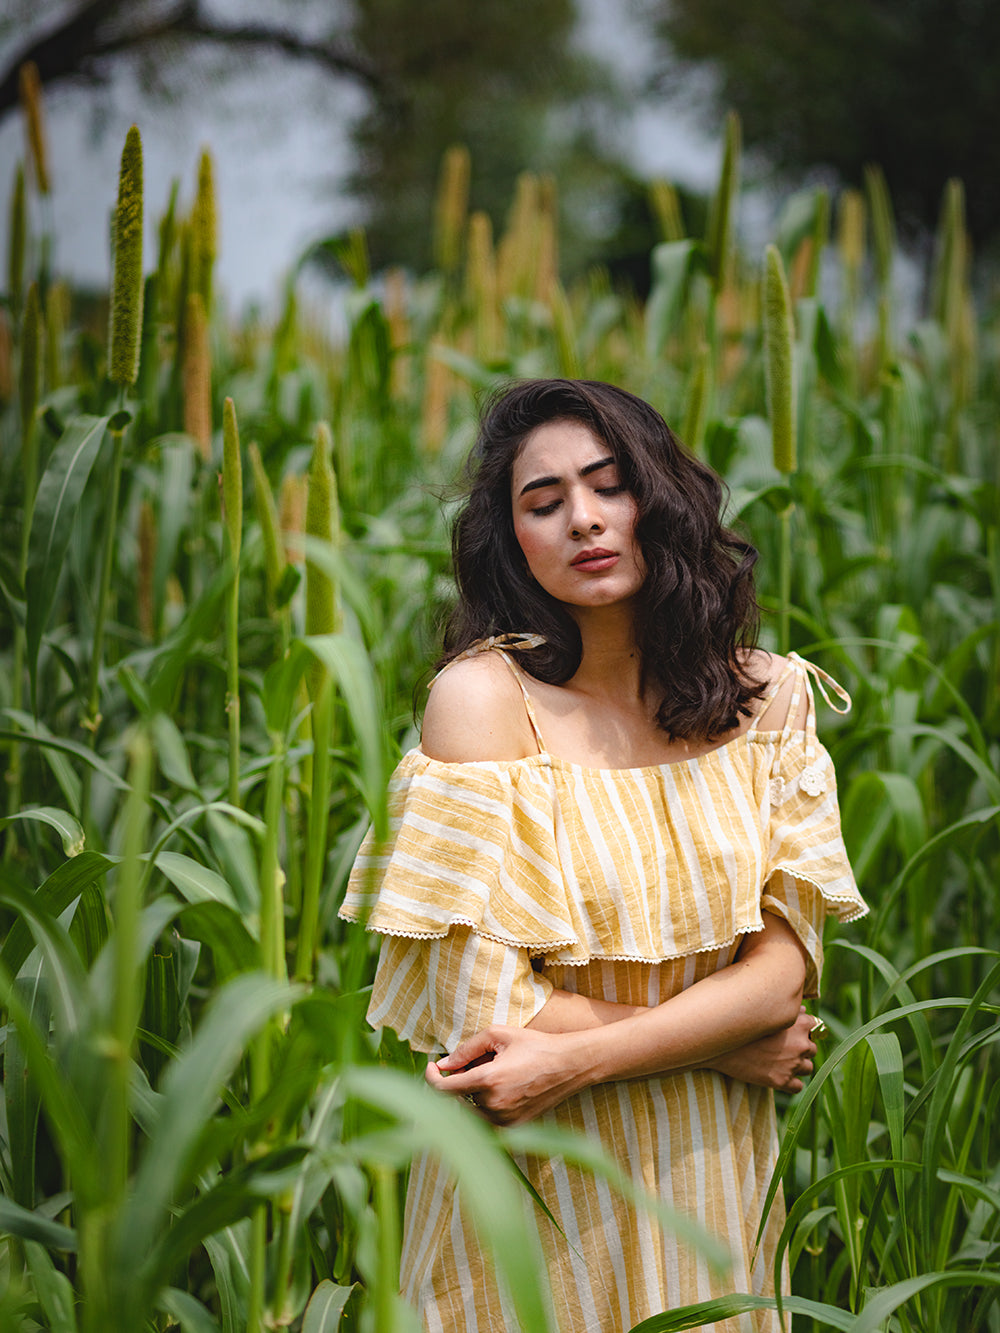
[345,0,597,271]
[650,0,1000,245]
[0,0,383,120]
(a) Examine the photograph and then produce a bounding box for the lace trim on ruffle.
[765,866,869,922]
[340,911,768,966]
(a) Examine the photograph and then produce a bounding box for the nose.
[567,486,604,538]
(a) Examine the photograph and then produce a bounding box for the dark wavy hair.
[441,379,766,740]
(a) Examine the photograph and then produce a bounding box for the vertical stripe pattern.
[340,658,866,1331]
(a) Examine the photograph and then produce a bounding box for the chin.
[565,590,641,614]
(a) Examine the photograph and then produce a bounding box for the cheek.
[512,518,547,565]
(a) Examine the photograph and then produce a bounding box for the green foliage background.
[651,0,1000,245]
[0,106,998,1332]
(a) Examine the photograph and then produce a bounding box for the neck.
[569,603,643,700]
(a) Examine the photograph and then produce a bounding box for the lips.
[571,548,617,568]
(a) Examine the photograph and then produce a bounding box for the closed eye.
[530,485,625,516]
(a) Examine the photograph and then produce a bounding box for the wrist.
[567,1023,611,1090]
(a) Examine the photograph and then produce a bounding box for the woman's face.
[510,418,645,612]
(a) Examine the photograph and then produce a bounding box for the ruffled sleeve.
[340,749,585,950]
[367,929,553,1054]
[339,748,571,1051]
[759,657,867,997]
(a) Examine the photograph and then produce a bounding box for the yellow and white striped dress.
[340,647,867,1332]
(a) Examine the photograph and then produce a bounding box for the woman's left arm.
[426,912,807,1124]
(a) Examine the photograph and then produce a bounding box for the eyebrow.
[517,455,617,497]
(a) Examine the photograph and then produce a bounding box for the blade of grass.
[627,1292,854,1332]
[302,1280,357,1332]
[0,1201,77,1252]
[25,1240,79,1332]
[0,806,85,856]
[114,974,302,1316]
[24,414,109,697]
[343,1066,555,1333]
[850,1271,1000,1333]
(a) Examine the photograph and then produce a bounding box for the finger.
[426,1064,485,1108]
[434,1028,503,1072]
[425,1062,454,1093]
[425,1061,494,1100]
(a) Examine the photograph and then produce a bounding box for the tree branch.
[0,0,385,122]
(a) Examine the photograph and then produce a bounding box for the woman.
[340,379,866,1332]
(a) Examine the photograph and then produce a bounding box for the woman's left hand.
[425,1025,587,1126]
[706,1007,819,1092]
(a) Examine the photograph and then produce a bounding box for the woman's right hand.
[707,1007,819,1092]
[426,1024,590,1126]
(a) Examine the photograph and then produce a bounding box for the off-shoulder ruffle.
[760,731,867,921]
[339,718,865,968]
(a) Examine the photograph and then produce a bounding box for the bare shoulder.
[743,649,809,731]
[421,652,538,762]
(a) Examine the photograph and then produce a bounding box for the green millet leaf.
[706,110,741,293]
[222,397,242,562]
[681,342,712,456]
[44,279,69,390]
[157,179,179,283]
[109,125,144,387]
[865,165,895,290]
[805,188,829,300]
[19,280,41,443]
[250,442,285,602]
[763,244,796,476]
[931,178,966,339]
[305,420,340,641]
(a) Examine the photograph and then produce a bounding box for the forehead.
[510,419,614,491]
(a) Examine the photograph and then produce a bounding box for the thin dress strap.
[491,651,547,754]
[748,652,852,802]
[429,634,548,756]
[745,656,801,740]
[746,652,852,740]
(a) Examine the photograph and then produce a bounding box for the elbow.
[756,991,802,1038]
[755,957,807,1033]
[774,989,804,1031]
[773,962,807,1030]
[738,914,809,1033]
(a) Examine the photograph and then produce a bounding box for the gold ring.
[809,1017,827,1037]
